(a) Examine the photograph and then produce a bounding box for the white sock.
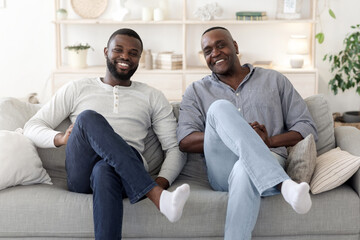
[281,179,312,214]
[159,183,190,223]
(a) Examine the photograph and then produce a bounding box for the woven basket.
[71,0,108,19]
[333,112,360,130]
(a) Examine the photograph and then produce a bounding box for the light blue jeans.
[204,100,290,240]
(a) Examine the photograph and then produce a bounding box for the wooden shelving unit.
[53,0,318,101]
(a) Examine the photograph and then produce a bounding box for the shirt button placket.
[235,92,241,113]
[113,88,119,113]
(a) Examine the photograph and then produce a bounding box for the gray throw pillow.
[304,94,335,156]
[286,134,317,184]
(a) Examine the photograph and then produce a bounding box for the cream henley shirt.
[24,77,185,184]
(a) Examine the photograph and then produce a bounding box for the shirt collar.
[210,63,255,89]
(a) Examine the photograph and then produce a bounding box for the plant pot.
[68,49,88,69]
[343,111,360,123]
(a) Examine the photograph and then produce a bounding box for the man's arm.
[24,82,75,148]
[280,76,318,142]
[179,132,204,153]
[177,84,206,153]
[150,91,186,187]
[250,121,303,148]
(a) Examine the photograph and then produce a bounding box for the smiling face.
[201,28,240,75]
[104,34,142,83]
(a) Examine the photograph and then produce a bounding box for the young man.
[24,28,190,240]
[176,26,318,240]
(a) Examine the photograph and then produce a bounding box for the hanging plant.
[315,0,336,44]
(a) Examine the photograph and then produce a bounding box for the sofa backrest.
[304,94,335,155]
[0,94,336,183]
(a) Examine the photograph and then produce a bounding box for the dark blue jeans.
[65,110,157,240]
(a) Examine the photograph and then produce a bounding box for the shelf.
[54,65,316,75]
[53,0,318,100]
[54,19,183,25]
[185,19,316,24]
[54,65,183,74]
[54,18,316,25]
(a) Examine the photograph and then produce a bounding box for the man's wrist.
[54,132,65,147]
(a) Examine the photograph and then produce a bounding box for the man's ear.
[233,41,239,54]
[104,47,108,58]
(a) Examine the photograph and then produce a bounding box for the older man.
[177,26,317,240]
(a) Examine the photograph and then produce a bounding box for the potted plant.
[324,24,360,123]
[56,8,68,20]
[65,43,93,69]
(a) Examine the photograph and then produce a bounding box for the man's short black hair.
[107,28,143,51]
[202,26,230,36]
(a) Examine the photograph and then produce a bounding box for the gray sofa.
[0,94,359,240]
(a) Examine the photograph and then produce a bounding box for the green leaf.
[315,33,325,44]
[324,25,360,96]
[328,9,336,19]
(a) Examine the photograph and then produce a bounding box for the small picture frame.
[276,0,303,19]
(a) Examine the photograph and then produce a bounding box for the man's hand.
[54,123,74,147]
[155,177,170,190]
[250,121,272,148]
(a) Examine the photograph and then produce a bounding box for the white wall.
[0,0,359,113]
[316,0,360,113]
[0,0,55,101]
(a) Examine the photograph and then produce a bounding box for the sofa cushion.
[0,130,52,191]
[171,102,209,184]
[310,147,360,194]
[0,179,358,239]
[0,97,40,131]
[286,134,317,184]
[304,94,336,155]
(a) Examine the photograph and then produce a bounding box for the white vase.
[142,7,153,21]
[113,0,130,21]
[68,50,88,69]
[159,0,168,19]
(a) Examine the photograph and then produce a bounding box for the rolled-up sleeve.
[281,77,318,141]
[176,85,206,143]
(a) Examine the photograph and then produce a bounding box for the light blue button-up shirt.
[177,64,318,158]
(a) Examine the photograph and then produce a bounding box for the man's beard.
[106,57,138,81]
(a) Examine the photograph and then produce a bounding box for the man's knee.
[207,100,236,118]
[76,110,109,131]
[77,110,101,124]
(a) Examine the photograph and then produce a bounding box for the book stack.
[155,52,183,70]
[236,11,267,21]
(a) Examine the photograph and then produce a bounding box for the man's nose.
[120,52,129,59]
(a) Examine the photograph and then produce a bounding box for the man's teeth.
[215,59,224,64]
[118,62,129,67]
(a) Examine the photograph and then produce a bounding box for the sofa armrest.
[334,126,360,196]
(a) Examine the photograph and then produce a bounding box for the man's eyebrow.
[203,40,225,49]
[114,45,139,51]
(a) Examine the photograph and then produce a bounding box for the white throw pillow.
[0,130,52,191]
[310,147,360,194]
